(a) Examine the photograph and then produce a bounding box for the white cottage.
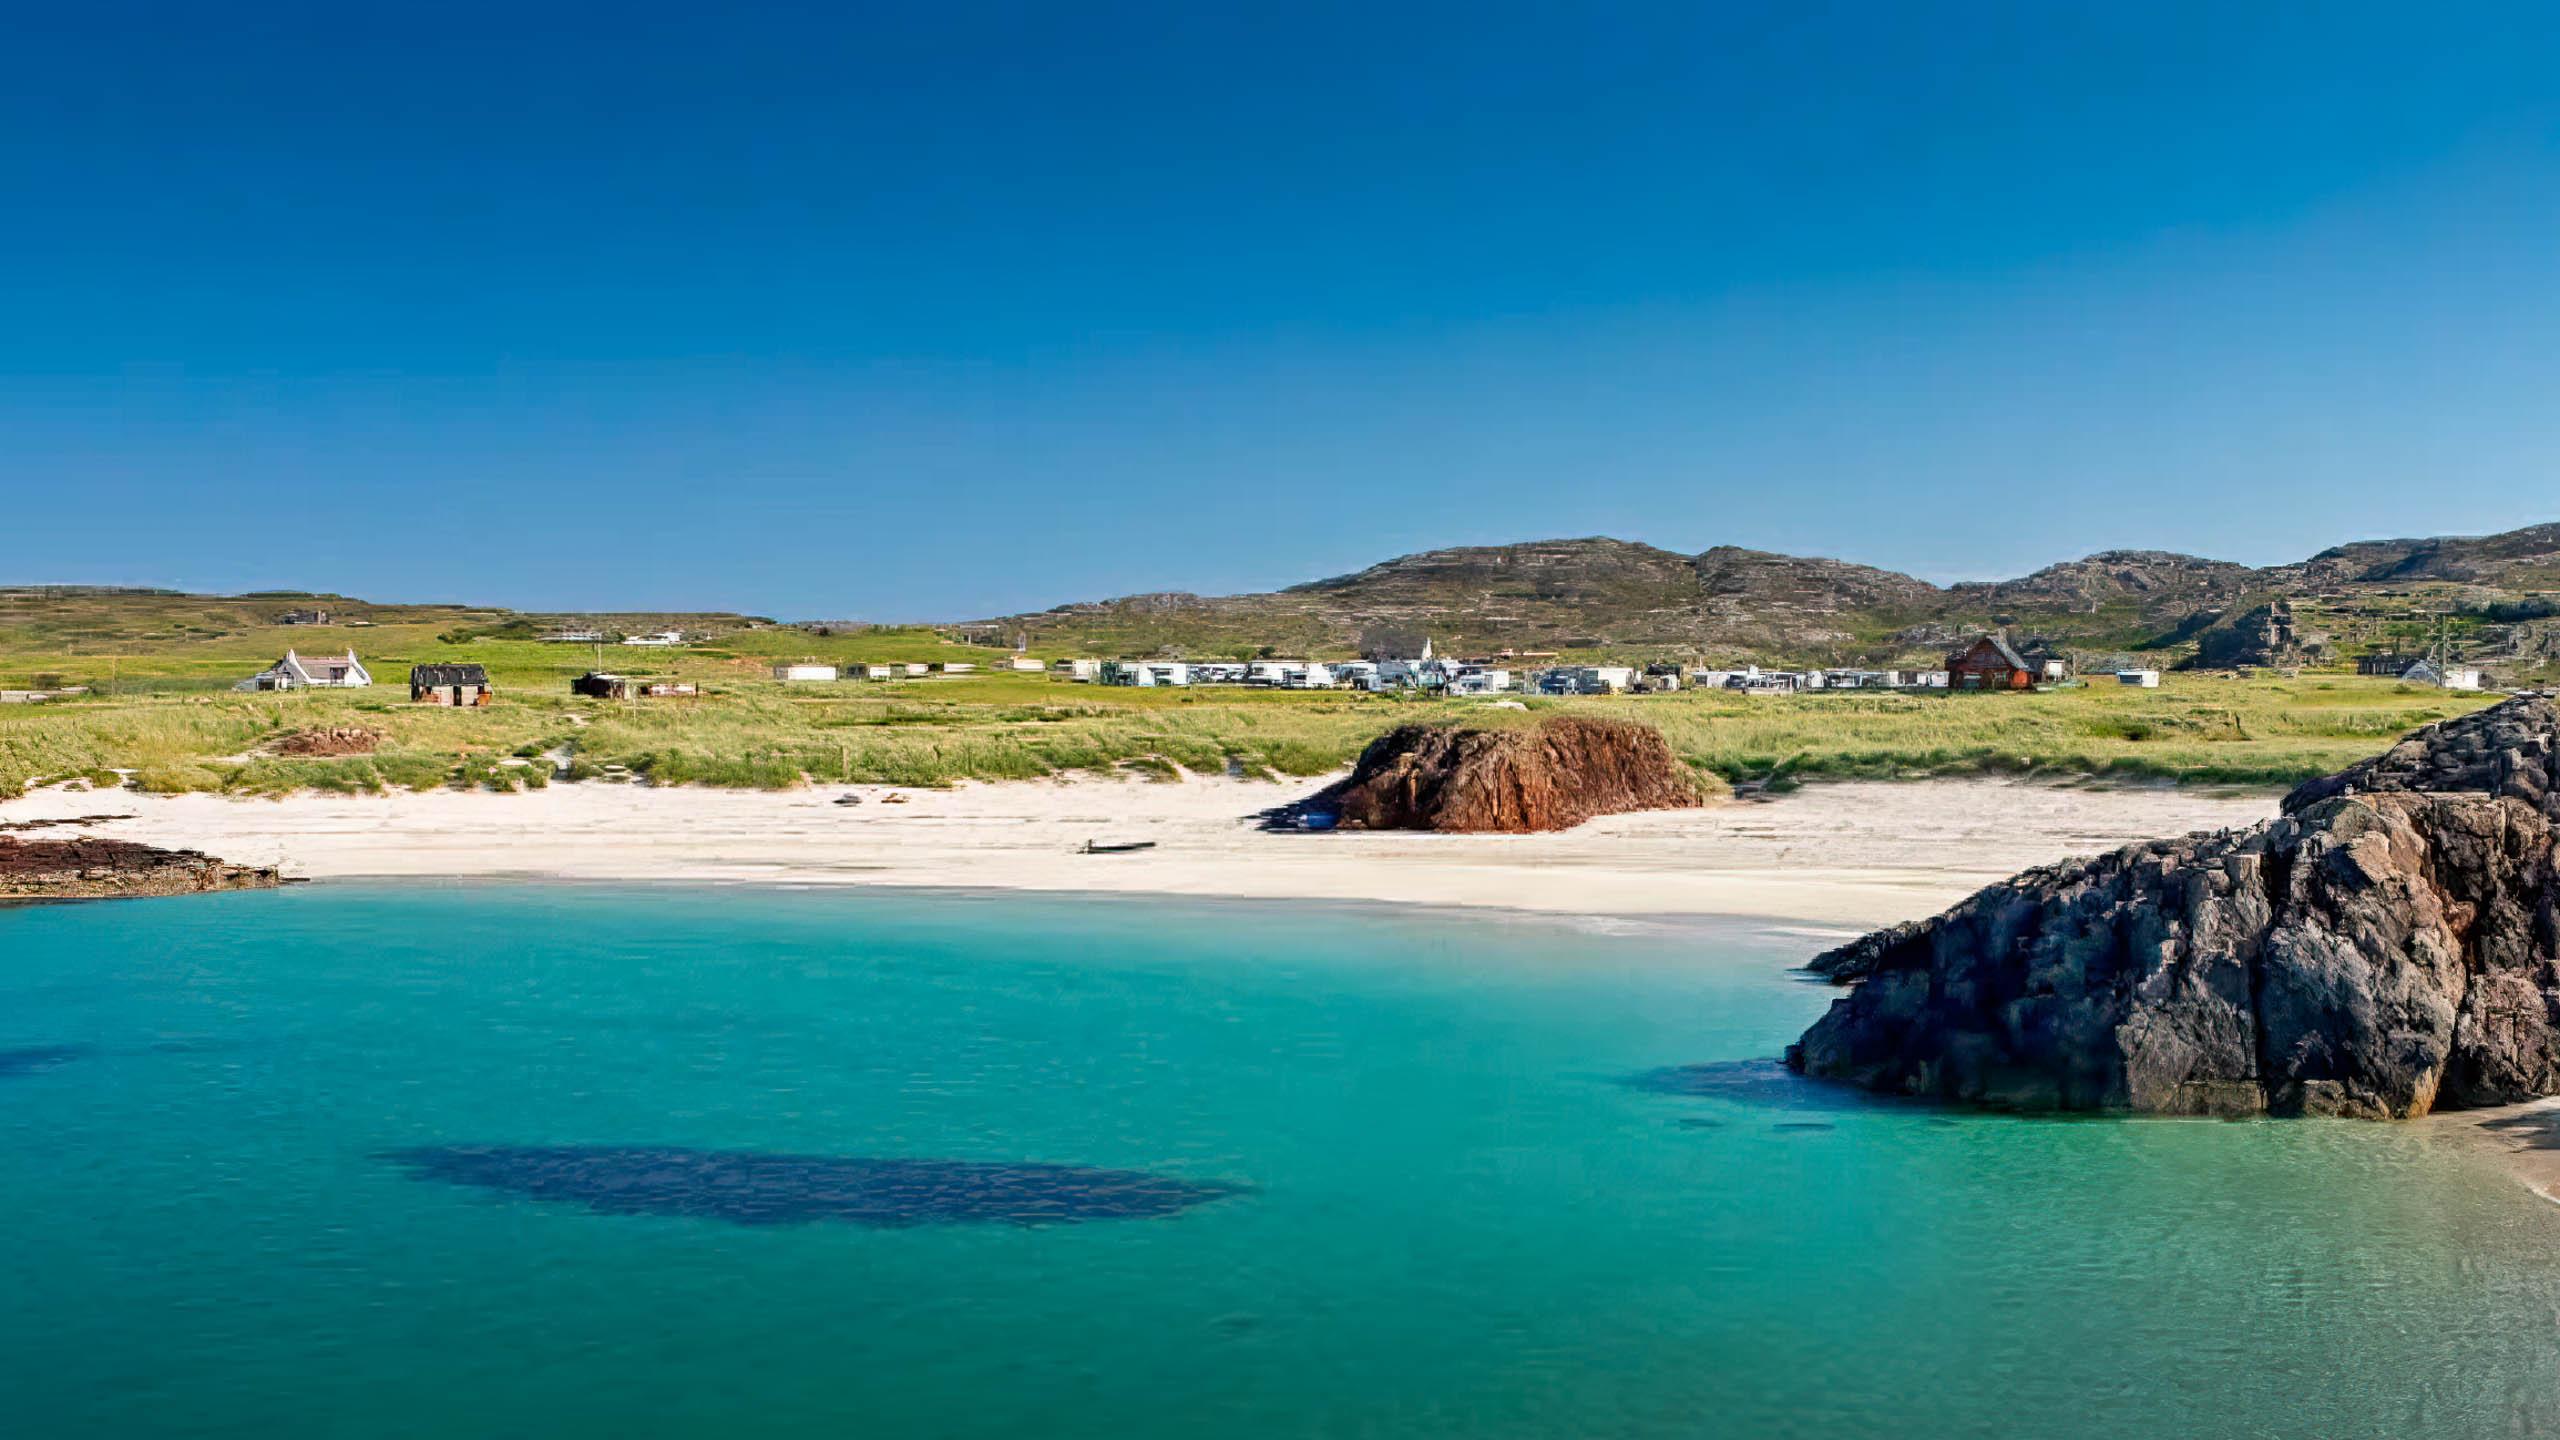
[235,649,372,691]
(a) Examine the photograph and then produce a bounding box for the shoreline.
[16,768,2560,1216]
[2423,1099,2560,1209]
[3,771,2283,931]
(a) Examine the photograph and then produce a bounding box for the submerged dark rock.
[1625,1057,1862,1111]
[1788,696,2560,1118]
[0,1044,94,1078]
[381,1145,1249,1227]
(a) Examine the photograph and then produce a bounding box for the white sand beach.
[8,773,2280,932]
[2422,1100,2560,1208]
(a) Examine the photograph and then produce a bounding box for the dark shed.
[411,663,493,706]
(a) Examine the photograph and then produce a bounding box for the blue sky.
[5,1,2556,618]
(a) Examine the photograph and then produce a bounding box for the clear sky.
[6,2,2557,619]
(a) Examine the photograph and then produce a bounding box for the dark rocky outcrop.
[1787,697,2560,1117]
[0,835,280,902]
[1298,715,1703,834]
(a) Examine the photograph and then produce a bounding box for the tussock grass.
[1,670,2500,802]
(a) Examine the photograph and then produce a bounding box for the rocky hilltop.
[1300,715,1703,834]
[0,834,281,902]
[1787,697,2559,1118]
[975,522,2560,671]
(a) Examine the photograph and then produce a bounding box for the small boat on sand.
[1079,840,1157,855]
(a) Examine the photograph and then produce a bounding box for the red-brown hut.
[1946,635,2037,691]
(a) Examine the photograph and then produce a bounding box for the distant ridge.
[975,523,2560,667]
[11,523,2556,673]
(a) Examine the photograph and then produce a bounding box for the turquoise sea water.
[5,884,2559,1438]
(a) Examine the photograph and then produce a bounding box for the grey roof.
[411,664,490,687]
[1958,634,2032,671]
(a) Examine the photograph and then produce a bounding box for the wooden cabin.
[1945,635,2037,691]
[411,663,493,706]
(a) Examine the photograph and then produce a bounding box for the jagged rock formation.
[0,835,281,902]
[1301,715,1703,834]
[1787,697,2560,1118]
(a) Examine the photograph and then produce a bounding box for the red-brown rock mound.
[273,726,381,757]
[1313,715,1704,834]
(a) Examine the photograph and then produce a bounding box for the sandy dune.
[7,773,2279,932]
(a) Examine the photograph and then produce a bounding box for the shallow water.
[4,885,2558,1438]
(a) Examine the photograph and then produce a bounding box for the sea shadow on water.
[1624,1057,1882,1114]
[380,1145,1251,1228]
[0,1044,96,1079]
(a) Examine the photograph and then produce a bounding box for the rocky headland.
[0,832,281,903]
[1788,696,2559,1118]
[1295,715,1705,834]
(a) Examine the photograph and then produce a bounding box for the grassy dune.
[1,661,2499,802]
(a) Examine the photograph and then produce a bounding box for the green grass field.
[0,640,2501,801]
[0,588,2512,799]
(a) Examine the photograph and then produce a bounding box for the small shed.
[773,664,839,682]
[411,663,492,706]
[2116,669,2162,688]
[572,672,630,700]
[1946,635,2037,691]
[2017,639,2072,683]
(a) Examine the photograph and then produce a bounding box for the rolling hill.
[972,523,2560,671]
[7,522,2555,679]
